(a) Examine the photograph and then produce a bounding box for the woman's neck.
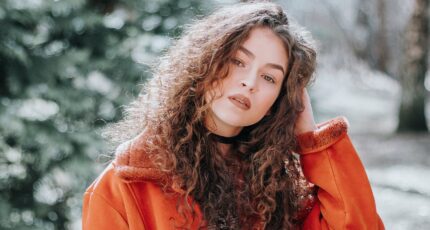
[204,111,242,137]
[206,130,237,157]
[218,142,232,157]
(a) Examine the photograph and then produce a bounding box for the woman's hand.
[294,88,317,135]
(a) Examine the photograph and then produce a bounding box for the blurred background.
[0,0,429,229]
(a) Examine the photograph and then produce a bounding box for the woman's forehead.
[237,27,289,70]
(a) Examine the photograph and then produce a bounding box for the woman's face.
[205,27,288,136]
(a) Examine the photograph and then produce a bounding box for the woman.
[82,2,384,229]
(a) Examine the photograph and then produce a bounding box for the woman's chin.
[216,113,256,128]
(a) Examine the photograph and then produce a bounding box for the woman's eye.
[263,75,275,83]
[231,58,245,67]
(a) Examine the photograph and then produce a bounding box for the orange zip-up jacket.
[82,117,385,229]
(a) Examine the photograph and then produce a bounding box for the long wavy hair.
[105,1,317,229]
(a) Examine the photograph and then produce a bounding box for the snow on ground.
[354,133,430,230]
[369,164,430,229]
[372,186,430,230]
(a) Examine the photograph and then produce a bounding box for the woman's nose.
[240,76,257,93]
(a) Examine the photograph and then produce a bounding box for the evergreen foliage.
[0,0,210,229]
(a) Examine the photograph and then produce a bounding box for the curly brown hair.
[105,1,317,229]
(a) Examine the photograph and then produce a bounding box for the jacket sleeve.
[296,117,384,230]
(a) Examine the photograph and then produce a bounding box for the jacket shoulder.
[84,163,129,218]
[85,163,131,198]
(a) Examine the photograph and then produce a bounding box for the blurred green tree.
[0,0,212,229]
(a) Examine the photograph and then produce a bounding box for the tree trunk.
[376,0,389,73]
[345,0,391,75]
[398,0,429,132]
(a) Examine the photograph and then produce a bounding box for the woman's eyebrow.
[238,46,255,58]
[239,46,286,75]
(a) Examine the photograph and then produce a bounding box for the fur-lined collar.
[113,116,349,182]
[113,131,168,183]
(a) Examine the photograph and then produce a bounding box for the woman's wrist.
[295,121,318,135]
[294,88,317,135]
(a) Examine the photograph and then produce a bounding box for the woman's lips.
[228,94,251,110]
